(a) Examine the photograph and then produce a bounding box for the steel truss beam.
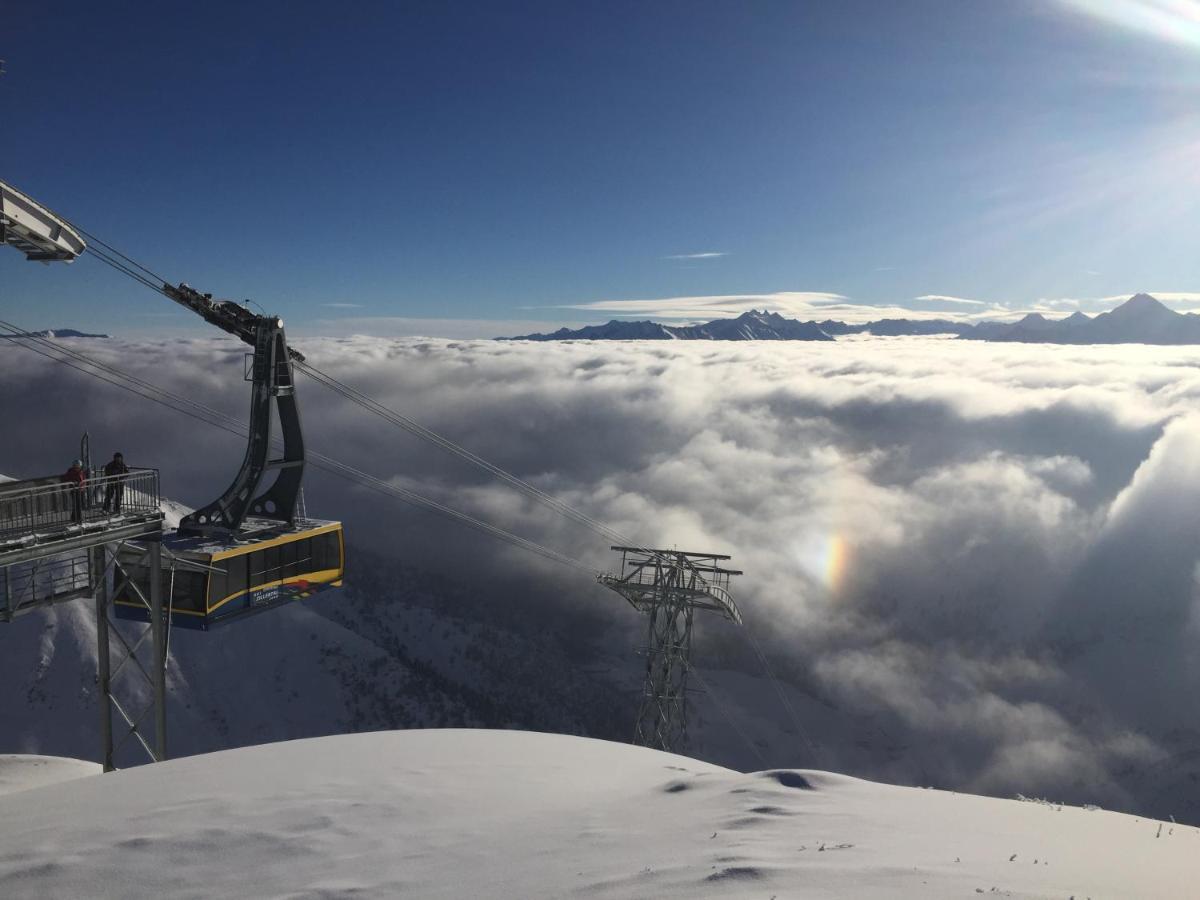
[601,548,741,755]
[95,541,167,770]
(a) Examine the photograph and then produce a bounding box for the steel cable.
[688,665,769,769]
[0,323,598,575]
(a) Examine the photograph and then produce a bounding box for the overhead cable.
[0,322,597,576]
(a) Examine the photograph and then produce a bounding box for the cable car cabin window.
[207,566,227,611]
[295,538,312,574]
[116,566,206,613]
[314,531,340,571]
[280,539,299,580]
[249,550,267,588]
[264,545,281,583]
[221,555,248,604]
[170,571,208,613]
[114,563,150,605]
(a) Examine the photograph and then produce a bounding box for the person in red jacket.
[62,459,85,524]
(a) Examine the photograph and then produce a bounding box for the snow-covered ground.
[0,730,1192,899]
[0,754,99,797]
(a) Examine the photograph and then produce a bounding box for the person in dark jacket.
[62,459,85,523]
[102,452,130,513]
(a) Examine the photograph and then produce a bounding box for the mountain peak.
[1108,293,1174,320]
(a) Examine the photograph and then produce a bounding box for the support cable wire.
[70,221,172,287]
[0,322,598,576]
[295,362,711,579]
[86,246,163,295]
[294,361,637,545]
[688,665,769,769]
[741,627,822,766]
[71,237,679,572]
[71,235,700,583]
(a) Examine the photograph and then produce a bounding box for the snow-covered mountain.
[0,729,1193,899]
[505,310,835,341]
[9,329,110,339]
[504,294,1200,344]
[819,317,972,337]
[972,294,1200,344]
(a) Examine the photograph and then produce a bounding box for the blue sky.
[4,0,1200,335]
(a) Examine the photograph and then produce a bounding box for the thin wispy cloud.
[305,317,579,339]
[555,291,846,321]
[322,302,365,309]
[661,251,727,260]
[915,295,991,307]
[550,291,1015,324]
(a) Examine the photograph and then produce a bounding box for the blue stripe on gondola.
[114,579,342,630]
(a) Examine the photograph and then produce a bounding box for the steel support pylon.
[95,540,167,770]
[600,547,742,756]
[633,571,695,751]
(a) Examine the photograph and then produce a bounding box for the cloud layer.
[3,334,1200,819]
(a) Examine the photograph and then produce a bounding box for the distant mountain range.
[503,294,1200,345]
[5,329,111,339]
[505,309,834,342]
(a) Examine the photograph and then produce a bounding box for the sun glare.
[1061,0,1200,48]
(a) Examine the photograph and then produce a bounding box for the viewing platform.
[0,469,164,621]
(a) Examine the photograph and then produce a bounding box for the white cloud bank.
[3,335,1200,820]
[547,291,1008,323]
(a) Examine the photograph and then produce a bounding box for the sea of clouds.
[3,333,1199,817]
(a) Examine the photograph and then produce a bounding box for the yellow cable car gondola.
[114,520,344,630]
[114,282,346,629]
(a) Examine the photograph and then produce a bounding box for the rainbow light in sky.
[798,532,852,595]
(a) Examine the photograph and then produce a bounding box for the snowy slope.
[0,730,1193,899]
[0,755,99,797]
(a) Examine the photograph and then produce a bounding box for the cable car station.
[1,177,345,769]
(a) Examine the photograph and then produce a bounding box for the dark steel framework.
[600,548,741,754]
[163,284,307,537]
[94,540,168,769]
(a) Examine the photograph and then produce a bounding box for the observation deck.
[0,469,164,621]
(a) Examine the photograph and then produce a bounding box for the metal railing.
[2,549,92,620]
[599,566,742,623]
[0,468,161,542]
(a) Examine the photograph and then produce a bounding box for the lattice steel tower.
[601,547,741,753]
